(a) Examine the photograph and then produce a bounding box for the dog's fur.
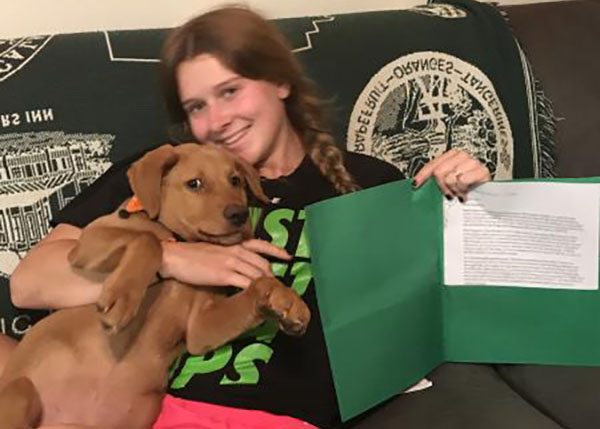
[0,143,310,429]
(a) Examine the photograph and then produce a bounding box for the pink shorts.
[152,394,319,429]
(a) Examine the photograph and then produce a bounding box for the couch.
[0,0,598,426]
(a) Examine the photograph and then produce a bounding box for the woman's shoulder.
[342,150,405,188]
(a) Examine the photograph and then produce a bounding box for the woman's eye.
[230,175,242,187]
[186,178,203,190]
[222,86,238,99]
[184,102,205,115]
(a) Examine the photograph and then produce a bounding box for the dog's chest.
[38,365,162,427]
[18,307,166,427]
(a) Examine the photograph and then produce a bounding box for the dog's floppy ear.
[127,144,179,218]
[236,158,269,204]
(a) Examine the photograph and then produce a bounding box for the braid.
[309,131,361,195]
[292,80,360,195]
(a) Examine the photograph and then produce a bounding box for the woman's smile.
[216,125,251,147]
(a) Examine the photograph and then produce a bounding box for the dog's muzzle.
[223,204,249,227]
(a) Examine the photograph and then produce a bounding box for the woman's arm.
[9,224,102,309]
[10,224,290,310]
[160,238,291,288]
[10,155,131,308]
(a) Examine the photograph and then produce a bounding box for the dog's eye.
[186,178,203,190]
[230,175,242,187]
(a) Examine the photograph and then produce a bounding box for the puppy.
[0,143,310,429]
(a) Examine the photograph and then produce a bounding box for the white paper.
[444,182,600,290]
[403,377,433,394]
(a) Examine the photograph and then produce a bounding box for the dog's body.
[0,144,310,429]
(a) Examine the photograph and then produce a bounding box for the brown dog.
[0,143,310,429]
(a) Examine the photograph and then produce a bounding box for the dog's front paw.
[254,278,311,336]
[96,284,146,334]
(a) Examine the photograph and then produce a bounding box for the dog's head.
[126,143,269,245]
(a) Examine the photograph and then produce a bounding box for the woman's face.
[176,54,291,167]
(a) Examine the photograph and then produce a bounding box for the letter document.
[444,182,600,290]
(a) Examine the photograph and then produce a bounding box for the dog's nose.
[224,204,249,227]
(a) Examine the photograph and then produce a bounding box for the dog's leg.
[186,277,310,355]
[0,376,42,429]
[69,226,162,333]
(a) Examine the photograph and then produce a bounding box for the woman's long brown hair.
[160,6,359,194]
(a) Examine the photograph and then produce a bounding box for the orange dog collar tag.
[126,196,144,213]
[118,196,144,219]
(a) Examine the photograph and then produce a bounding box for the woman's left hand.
[412,149,491,201]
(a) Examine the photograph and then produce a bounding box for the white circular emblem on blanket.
[347,51,513,179]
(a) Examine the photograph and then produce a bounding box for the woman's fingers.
[413,149,491,200]
[413,149,460,188]
[241,239,291,260]
[224,272,254,289]
[231,246,274,278]
[214,240,288,288]
[162,239,290,288]
[443,158,485,198]
[448,164,491,201]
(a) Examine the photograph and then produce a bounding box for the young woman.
[6,6,528,429]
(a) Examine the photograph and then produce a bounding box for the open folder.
[305,177,600,421]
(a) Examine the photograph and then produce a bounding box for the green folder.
[305,177,600,421]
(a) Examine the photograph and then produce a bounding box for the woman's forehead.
[177,54,239,92]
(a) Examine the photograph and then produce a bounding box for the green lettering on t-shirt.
[295,210,310,258]
[242,319,278,343]
[290,261,312,296]
[249,206,262,231]
[271,262,288,278]
[168,354,183,381]
[170,344,233,389]
[220,343,274,385]
[263,209,294,249]
[169,207,314,389]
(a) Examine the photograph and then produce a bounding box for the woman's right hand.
[160,239,291,289]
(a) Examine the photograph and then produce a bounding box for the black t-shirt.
[52,150,403,428]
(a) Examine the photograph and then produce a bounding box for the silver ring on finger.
[445,169,459,184]
[453,168,462,179]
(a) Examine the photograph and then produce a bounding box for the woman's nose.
[207,102,232,134]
